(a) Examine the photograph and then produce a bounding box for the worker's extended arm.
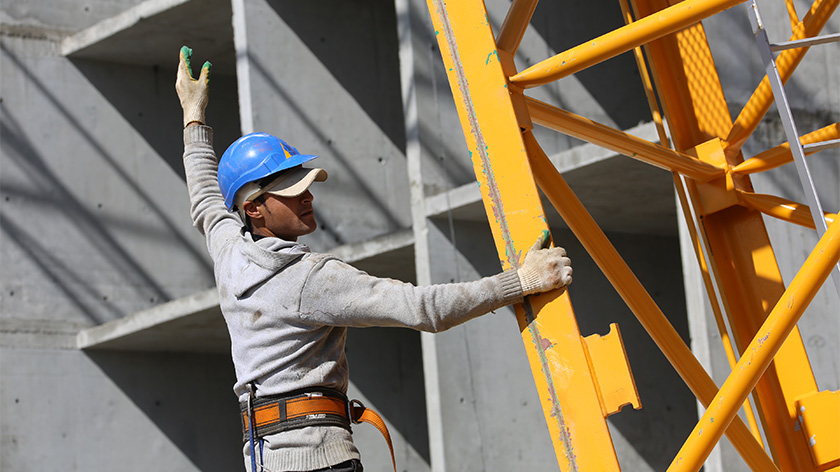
[299,238,572,332]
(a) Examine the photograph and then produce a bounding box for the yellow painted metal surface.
[509,0,744,88]
[737,191,837,229]
[426,0,627,470]
[526,133,777,471]
[526,97,723,181]
[796,391,840,470]
[732,123,840,175]
[582,324,641,417]
[669,220,840,471]
[424,0,838,470]
[632,0,833,468]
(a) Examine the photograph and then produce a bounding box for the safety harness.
[242,387,395,472]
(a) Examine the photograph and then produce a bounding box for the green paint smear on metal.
[431,2,577,470]
[486,50,499,65]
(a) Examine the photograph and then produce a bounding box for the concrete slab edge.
[328,229,414,263]
[61,0,190,57]
[76,286,218,349]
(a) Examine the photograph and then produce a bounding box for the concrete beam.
[61,0,236,74]
[76,287,226,353]
[76,229,416,352]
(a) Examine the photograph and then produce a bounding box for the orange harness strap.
[240,391,396,472]
[349,399,396,472]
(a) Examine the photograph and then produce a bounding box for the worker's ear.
[242,200,262,221]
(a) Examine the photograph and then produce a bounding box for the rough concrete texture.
[1,0,837,471]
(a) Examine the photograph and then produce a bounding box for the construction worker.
[175,46,572,472]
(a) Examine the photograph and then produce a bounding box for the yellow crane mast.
[425,0,840,470]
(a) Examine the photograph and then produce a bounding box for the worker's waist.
[240,387,351,442]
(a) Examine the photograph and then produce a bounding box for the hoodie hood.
[228,232,311,298]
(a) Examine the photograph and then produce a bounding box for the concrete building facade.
[1,0,837,471]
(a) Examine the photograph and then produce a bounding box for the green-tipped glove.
[517,232,573,296]
[176,46,211,127]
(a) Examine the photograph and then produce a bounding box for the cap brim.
[264,167,328,198]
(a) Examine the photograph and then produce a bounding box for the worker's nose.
[300,190,313,204]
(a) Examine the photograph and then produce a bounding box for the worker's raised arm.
[176,47,241,255]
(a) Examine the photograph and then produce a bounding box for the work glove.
[517,232,573,296]
[176,46,211,127]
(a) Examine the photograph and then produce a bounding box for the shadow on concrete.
[0,42,213,302]
[346,327,431,464]
[85,350,242,472]
[0,103,176,322]
[266,0,406,154]
[69,58,242,182]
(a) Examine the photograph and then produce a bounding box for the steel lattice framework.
[425,0,839,470]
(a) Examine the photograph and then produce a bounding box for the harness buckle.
[348,399,365,424]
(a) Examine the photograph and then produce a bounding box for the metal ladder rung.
[771,32,840,52]
[803,139,840,153]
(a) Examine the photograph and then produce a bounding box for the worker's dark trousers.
[307,459,363,471]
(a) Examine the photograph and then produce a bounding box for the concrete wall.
[1,2,238,471]
[2,0,837,471]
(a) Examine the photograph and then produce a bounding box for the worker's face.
[248,190,317,241]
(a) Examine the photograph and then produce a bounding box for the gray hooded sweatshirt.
[183,126,524,471]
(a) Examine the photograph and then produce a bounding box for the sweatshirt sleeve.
[298,258,524,332]
[182,125,242,257]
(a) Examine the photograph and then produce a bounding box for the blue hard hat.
[218,133,319,211]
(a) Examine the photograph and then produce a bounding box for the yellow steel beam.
[632,0,823,467]
[731,123,840,175]
[784,0,800,32]
[426,0,626,469]
[674,175,766,445]
[796,391,840,469]
[737,190,837,229]
[582,324,642,417]
[526,97,723,181]
[724,0,839,156]
[496,0,538,55]
[526,133,778,471]
[618,0,671,148]
[701,206,821,470]
[509,0,744,88]
[426,0,835,469]
[669,219,840,471]
[617,0,765,444]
